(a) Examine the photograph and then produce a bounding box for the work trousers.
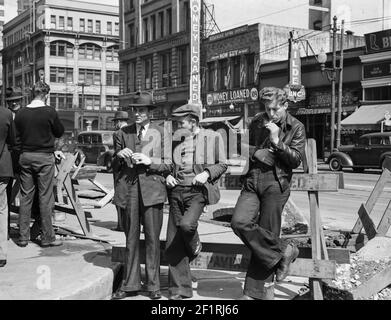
[18,153,56,245]
[120,180,163,293]
[165,185,206,298]
[231,169,290,299]
[0,178,9,260]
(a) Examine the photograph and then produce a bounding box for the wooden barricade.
[112,139,345,300]
[343,157,391,251]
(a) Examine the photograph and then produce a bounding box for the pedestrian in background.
[0,105,16,268]
[14,81,65,248]
[231,87,306,300]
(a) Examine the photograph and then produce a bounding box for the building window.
[107,71,119,86]
[50,41,74,58]
[35,42,44,59]
[50,15,56,29]
[79,44,101,60]
[313,20,322,30]
[365,87,391,101]
[79,95,101,110]
[96,20,101,34]
[143,18,149,43]
[67,17,73,30]
[151,15,156,40]
[178,46,189,85]
[59,16,65,29]
[80,18,85,32]
[247,54,255,85]
[106,95,119,111]
[106,46,119,61]
[50,67,73,83]
[183,1,190,32]
[15,53,22,68]
[219,59,228,90]
[143,56,153,89]
[160,51,172,88]
[50,93,73,110]
[232,56,241,88]
[115,22,119,35]
[167,8,172,35]
[158,11,164,38]
[126,60,137,93]
[107,21,112,35]
[208,62,216,91]
[87,19,93,33]
[128,23,135,47]
[79,69,101,85]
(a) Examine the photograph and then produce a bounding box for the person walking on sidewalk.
[165,104,228,300]
[0,106,16,267]
[111,111,129,232]
[14,81,65,248]
[111,92,171,301]
[231,87,306,300]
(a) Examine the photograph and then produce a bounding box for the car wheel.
[353,167,365,173]
[329,158,342,172]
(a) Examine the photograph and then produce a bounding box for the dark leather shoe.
[112,290,138,300]
[41,239,63,248]
[17,240,28,247]
[0,260,6,267]
[150,291,162,300]
[276,244,299,282]
[169,294,184,300]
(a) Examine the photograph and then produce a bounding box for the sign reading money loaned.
[206,87,259,106]
[189,0,201,106]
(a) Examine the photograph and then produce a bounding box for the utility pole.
[336,20,345,150]
[98,82,102,130]
[330,16,338,153]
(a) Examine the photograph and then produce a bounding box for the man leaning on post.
[231,87,306,300]
[14,81,65,248]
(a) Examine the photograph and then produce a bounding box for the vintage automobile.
[327,132,391,172]
[76,131,115,172]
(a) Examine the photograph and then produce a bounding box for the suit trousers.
[18,153,56,245]
[120,180,163,292]
[0,178,9,260]
[231,169,290,300]
[165,186,206,298]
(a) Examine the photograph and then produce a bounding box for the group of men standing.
[110,87,306,300]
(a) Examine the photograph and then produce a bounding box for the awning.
[200,116,241,123]
[341,104,391,130]
[295,105,357,116]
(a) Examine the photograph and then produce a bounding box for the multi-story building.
[18,0,32,14]
[2,0,120,135]
[119,0,193,120]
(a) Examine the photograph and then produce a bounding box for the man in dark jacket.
[231,87,306,300]
[111,92,171,300]
[0,106,16,267]
[165,104,228,300]
[14,81,65,248]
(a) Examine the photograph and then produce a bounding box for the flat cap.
[259,87,287,104]
[172,104,201,118]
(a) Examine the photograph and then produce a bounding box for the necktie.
[138,125,144,141]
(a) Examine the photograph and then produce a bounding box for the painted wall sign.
[209,48,250,62]
[365,29,391,54]
[363,61,391,79]
[287,40,305,103]
[208,25,249,42]
[189,0,201,106]
[206,87,259,106]
[153,90,167,103]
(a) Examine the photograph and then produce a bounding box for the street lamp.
[77,81,90,131]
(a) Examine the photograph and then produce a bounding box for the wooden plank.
[290,174,339,192]
[358,204,378,240]
[96,189,115,208]
[89,179,111,195]
[111,246,335,279]
[376,200,391,237]
[54,205,93,218]
[351,266,391,300]
[352,169,390,234]
[382,157,391,171]
[70,169,97,181]
[71,155,86,180]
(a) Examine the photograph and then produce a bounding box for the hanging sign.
[189,0,201,106]
[286,36,306,103]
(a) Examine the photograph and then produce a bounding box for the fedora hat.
[172,104,201,119]
[130,91,155,108]
[5,87,24,102]
[112,111,129,121]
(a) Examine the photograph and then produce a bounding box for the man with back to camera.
[231,87,306,300]
[14,81,65,248]
[164,103,228,300]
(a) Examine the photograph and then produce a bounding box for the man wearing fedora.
[111,111,129,232]
[112,92,171,300]
[164,103,228,300]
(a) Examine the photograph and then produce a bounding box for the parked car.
[76,131,115,172]
[327,132,391,173]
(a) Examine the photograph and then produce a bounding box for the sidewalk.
[0,200,308,300]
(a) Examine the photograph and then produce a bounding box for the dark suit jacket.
[172,128,228,205]
[0,107,15,178]
[113,122,172,209]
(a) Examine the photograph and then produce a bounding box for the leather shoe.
[41,239,63,248]
[112,290,138,300]
[17,240,28,247]
[275,244,299,282]
[0,260,6,267]
[169,294,184,300]
[149,291,162,300]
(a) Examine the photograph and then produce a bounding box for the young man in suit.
[111,92,171,300]
[0,106,16,267]
[165,104,228,300]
